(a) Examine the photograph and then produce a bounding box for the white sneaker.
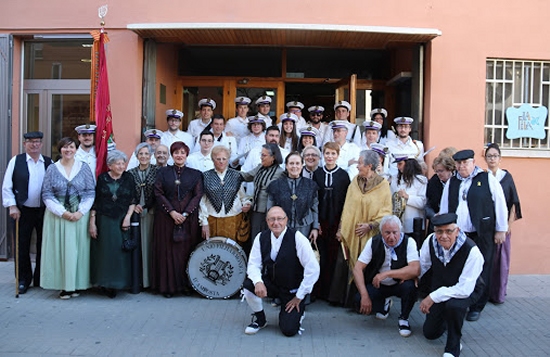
[375,298,392,319]
[398,319,411,337]
[244,313,267,335]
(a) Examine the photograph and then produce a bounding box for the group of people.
[2,95,521,357]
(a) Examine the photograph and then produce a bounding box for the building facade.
[0,0,548,273]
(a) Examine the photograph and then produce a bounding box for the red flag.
[94,31,113,178]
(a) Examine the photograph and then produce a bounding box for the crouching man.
[242,206,320,336]
[419,213,484,357]
[352,215,420,337]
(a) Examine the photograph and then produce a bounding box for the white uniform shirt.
[358,236,419,286]
[439,167,509,233]
[2,154,47,208]
[307,122,329,148]
[390,175,428,233]
[247,227,320,299]
[332,141,361,180]
[226,116,249,143]
[419,234,484,303]
[75,146,97,179]
[187,118,212,139]
[186,151,214,173]
[386,137,425,178]
[256,113,273,127]
[236,133,265,167]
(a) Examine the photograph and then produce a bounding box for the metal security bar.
[485,59,550,150]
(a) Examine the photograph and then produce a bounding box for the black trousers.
[243,278,306,337]
[466,231,494,312]
[423,296,474,357]
[356,279,417,319]
[13,206,45,287]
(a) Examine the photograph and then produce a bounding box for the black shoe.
[466,310,480,321]
[18,283,28,294]
[244,311,267,335]
[163,293,173,298]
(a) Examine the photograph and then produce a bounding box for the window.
[485,59,550,154]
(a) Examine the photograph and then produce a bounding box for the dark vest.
[259,228,304,292]
[12,153,53,208]
[428,236,484,300]
[364,235,409,285]
[448,172,495,242]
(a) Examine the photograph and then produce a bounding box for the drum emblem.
[199,254,234,285]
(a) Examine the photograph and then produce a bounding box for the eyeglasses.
[310,113,322,116]
[267,216,287,223]
[455,159,473,166]
[435,169,448,174]
[25,139,42,145]
[304,154,319,158]
[485,154,500,159]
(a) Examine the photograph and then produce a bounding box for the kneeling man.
[242,206,320,336]
[419,213,484,357]
[353,215,420,337]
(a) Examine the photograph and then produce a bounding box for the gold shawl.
[340,174,392,271]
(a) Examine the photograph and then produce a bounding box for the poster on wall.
[505,104,548,140]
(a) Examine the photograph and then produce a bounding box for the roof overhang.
[127,22,441,49]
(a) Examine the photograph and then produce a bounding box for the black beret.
[431,213,458,227]
[452,149,475,161]
[23,131,43,139]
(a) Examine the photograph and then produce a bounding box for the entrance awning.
[127,23,441,49]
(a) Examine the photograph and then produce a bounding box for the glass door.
[23,80,90,157]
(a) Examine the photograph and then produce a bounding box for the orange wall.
[2,0,550,273]
[155,43,179,131]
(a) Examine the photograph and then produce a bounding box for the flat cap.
[452,149,475,161]
[24,131,43,139]
[431,213,458,227]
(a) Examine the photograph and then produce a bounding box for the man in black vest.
[2,131,53,294]
[419,213,484,357]
[439,149,508,322]
[352,215,420,338]
[242,206,320,337]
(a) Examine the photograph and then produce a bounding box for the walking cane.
[15,218,19,298]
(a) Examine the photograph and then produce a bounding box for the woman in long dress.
[89,150,136,298]
[241,143,284,242]
[128,143,158,289]
[40,137,95,299]
[313,142,351,304]
[337,150,392,306]
[484,143,522,304]
[152,141,203,298]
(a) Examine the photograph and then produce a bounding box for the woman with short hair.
[151,141,203,298]
[89,150,137,298]
[337,150,392,305]
[128,143,158,289]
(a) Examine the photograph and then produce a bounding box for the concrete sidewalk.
[0,261,548,356]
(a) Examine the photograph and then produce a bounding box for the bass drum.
[187,237,248,299]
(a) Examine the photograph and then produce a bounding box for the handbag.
[121,232,138,251]
[121,212,139,251]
